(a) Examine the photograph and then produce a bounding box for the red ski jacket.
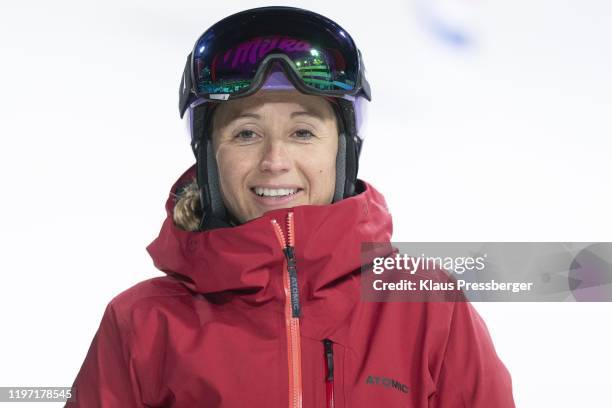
[67,164,515,407]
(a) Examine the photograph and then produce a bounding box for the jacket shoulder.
[106,276,192,322]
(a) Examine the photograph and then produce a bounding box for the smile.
[250,186,304,206]
[252,187,301,197]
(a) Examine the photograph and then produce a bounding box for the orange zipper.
[271,212,302,408]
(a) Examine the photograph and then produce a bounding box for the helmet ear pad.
[192,104,233,230]
[330,98,361,201]
[190,98,361,231]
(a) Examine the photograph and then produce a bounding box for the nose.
[259,139,291,174]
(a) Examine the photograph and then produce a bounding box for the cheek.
[321,143,338,176]
[215,148,251,197]
[304,146,337,199]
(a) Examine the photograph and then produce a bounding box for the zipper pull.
[324,339,335,408]
[271,212,301,318]
[285,212,300,318]
[324,339,334,381]
[284,244,300,318]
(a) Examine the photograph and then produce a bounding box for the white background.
[1,0,611,406]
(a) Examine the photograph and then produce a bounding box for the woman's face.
[212,90,339,223]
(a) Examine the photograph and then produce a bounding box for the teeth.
[254,187,298,197]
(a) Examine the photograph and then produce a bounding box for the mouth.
[251,187,301,197]
[250,186,304,205]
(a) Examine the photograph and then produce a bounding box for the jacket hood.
[146,164,392,338]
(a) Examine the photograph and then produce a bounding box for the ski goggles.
[179,6,371,117]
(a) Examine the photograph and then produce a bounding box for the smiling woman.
[67,6,515,408]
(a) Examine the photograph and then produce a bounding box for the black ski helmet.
[179,6,371,230]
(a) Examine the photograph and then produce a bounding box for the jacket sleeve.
[65,301,143,407]
[429,301,515,407]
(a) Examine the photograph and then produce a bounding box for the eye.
[293,129,315,140]
[234,129,259,142]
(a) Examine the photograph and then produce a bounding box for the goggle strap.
[179,52,194,118]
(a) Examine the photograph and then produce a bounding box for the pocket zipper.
[324,338,335,408]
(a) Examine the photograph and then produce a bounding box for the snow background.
[1,0,611,406]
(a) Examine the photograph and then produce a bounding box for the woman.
[68,7,514,407]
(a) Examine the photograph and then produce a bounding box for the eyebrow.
[227,109,326,123]
[290,110,325,120]
[231,113,261,121]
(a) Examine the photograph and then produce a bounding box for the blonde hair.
[172,178,203,232]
